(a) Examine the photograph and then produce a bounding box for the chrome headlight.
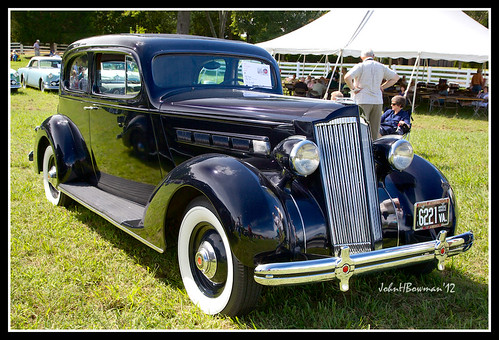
[273,136,320,177]
[289,140,320,176]
[388,139,414,171]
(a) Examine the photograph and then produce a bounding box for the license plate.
[413,198,450,230]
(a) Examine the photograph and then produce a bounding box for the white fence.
[10,42,69,56]
[278,61,488,88]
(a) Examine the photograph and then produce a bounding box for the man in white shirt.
[344,49,400,139]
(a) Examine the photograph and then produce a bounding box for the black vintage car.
[30,34,473,316]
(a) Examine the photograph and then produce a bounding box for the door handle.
[83,106,99,110]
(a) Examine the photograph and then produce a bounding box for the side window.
[126,55,141,96]
[94,53,141,97]
[66,54,89,92]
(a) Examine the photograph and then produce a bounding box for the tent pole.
[308,54,326,77]
[303,54,306,78]
[339,53,344,91]
[323,49,343,99]
[404,53,421,114]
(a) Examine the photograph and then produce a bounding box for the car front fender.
[382,154,458,243]
[143,154,290,267]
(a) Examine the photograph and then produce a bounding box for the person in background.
[436,78,449,104]
[436,78,449,95]
[330,91,344,101]
[285,74,297,84]
[474,86,488,108]
[471,69,485,94]
[379,95,411,136]
[311,77,326,98]
[344,48,400,140]
[293,78,308,97]
[11,50,19,61]
[305,75,314,89]
[34,39,40,56]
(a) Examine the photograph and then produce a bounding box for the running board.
[58,182,164,253]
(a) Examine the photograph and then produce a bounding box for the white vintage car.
[18,56,61,92]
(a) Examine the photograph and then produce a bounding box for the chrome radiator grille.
[314,117,382,255]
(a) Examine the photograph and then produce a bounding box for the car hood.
[158,89,354,125]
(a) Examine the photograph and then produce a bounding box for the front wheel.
[178,197,261,316]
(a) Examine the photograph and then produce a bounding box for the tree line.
[10,10,326,46]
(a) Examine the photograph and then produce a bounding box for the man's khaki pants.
[359,104,383,140]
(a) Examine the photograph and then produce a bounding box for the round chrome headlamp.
[388,139,414,171]
[273,136,320,177]
[289,139,320,176]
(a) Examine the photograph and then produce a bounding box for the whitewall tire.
[177,196,261,316]
[42,145,70,206]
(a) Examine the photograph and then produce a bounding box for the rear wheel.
[42,145,71,206]
[177,196,261,316]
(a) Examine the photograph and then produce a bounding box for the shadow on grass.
[67,202,488,329]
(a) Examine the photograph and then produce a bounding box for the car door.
[86,51,163,205]
[26,59,38,87]
[59,50,163,206]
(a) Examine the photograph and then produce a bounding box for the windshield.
[152,54,278,97]
[40,60,61,69]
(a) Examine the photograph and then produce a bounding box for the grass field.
[9,58,489,330]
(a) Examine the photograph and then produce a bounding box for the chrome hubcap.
[195,241,218,281]
[48,165,58,188]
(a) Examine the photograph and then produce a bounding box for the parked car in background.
[10,68,21,92]
[29,34,474,316]
[18,56,61,92]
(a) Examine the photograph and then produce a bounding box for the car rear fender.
[33,114,94,184]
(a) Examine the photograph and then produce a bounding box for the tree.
[203,11,230,38]
[10,10,325,45]
[230,11,325,43]
[11,10,100,44]
[176,11,191,34]
[463,10,489,28]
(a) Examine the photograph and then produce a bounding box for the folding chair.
[472,102,488,117]
[429,94,442,112]
[444,97,459,114]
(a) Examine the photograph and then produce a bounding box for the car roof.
[65,34,274,61]
[30,56,62,61]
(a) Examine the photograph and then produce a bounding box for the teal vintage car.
[18,56,61,92]
[10,68,21,92]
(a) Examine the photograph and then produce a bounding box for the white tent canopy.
[256,9,490,63]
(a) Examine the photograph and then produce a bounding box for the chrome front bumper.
[254,230,473,291]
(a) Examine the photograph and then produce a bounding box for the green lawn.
[10,58,489,329]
